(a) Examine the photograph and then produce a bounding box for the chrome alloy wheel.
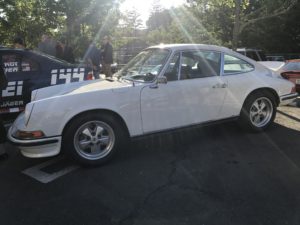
[74,121,115,160]
[249,97,273,128]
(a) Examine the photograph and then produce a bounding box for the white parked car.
[8,44,298,165]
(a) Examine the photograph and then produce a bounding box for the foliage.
[0,0,120,57]
[187,0,299,48]
[0,0,63,48]
[0,0,299,60]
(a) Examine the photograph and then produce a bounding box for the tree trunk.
[232,0,241,49]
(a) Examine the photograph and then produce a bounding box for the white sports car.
[8,44,298,165]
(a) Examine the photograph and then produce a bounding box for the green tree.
[0,0,121,57]
[0,0,62,48]
[187,0,299,48]
[146,6,220,45]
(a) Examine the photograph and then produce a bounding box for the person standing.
[55,40,64,59]
[56,38,75,63]
[38,34,56,56]
[86,41,101,79]
[61,39,75,64]
[13,36,25,49]
[101,36,113,78]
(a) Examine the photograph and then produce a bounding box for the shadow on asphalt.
[117,120,300,165]
[1,119,300,225]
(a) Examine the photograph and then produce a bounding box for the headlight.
[24,103,34,125]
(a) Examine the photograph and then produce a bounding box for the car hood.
[32,79,132,102]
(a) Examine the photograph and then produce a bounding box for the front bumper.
[279,93,299,106]
[8,126,62,158]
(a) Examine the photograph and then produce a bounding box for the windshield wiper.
[120,76,136,86]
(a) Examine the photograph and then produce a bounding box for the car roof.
[0,47,70,63]
[147,43,235,54]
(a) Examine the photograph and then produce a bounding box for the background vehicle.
[8,44,297,166]
[266,55,285,61]
[236,48,267,61]
[278,59,300,93]
[0,47,93,121]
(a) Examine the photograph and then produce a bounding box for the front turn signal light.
[14,130,45,140]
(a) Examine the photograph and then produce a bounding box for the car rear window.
[1,53,39,73]
[223,54,254,74]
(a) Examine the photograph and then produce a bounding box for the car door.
[0,51,40,113]
[140,50,227,134]
[218,53,256,118]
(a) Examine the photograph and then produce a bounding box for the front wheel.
[240,92,277,132]
[63,113,127,166]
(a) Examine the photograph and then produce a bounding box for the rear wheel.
[63,113,127,166]
[240,92,276,132]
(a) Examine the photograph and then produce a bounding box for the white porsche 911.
[8,44,298,165]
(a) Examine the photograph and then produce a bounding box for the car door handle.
[212,83,227,88]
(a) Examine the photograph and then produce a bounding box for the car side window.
[180,50,221,80]
[1,54,22,73]
[164,53,180,82]
[223,54,254,74]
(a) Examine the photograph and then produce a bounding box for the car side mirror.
[157,76,167,84]
[150,76,167,89]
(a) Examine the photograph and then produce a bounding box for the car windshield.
[116,48,170,82]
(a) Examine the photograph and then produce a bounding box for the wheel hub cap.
[249,97,273,128]
[73,121,115,160]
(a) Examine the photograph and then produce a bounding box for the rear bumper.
[279,93,299,106]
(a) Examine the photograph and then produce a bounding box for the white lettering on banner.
[73,68,85,81]
[2,81,23,97]
[51,69,58,85]
[4,62,18,67]
[50,68,85,85]
[4,62,19,73]
[0,100,24,108]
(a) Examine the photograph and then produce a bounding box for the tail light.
[281,72,287,79]
[87,71,94,80]
[291,85,296,93]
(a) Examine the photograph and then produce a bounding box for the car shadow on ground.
[101,119,300,225]
[1,116,300,225]
[119,119,300,165]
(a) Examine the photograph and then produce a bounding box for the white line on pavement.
[22,156,79,184]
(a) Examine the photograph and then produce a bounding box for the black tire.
[239,91,277,132]
[62,112,127,166]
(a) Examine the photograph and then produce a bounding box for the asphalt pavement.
[0,104,300,225]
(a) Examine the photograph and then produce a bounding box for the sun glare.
[120,0,185,25]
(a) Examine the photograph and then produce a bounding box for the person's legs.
[93,66,100,79]
[104,64,112,78]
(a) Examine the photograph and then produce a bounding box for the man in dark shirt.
[87,42,101,79]
[101,36,113,78]
[38,34,56,56]
[56,38,75,64]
